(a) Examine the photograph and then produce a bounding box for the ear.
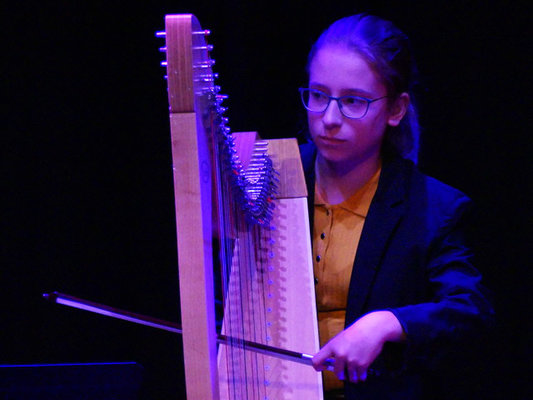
[387,92,410,127]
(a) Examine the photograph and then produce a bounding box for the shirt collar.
[314,167,381,218]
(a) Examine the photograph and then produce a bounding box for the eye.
[342,96,365,107]
[310,90,327,101]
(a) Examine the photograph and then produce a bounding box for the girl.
[299,14,493,399]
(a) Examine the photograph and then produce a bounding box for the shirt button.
[320,232,326,240]
[316,255,321,262]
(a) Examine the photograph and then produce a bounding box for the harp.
[162,14,323,400]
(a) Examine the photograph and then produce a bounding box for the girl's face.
[308,45,404,169]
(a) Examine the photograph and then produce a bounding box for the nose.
[322,98,343,128]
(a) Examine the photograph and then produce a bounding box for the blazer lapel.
[345,158,411,324]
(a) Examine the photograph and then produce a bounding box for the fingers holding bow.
[311,311,406,384]
[311,324,378,383]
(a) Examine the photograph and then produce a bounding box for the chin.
[317,147,353,165]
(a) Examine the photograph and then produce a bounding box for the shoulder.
[380,158,472,221]
[413,164,472,218]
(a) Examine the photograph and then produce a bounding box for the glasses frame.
[299,88,389,119]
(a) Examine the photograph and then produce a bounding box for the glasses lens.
[339,96,368,118]
[301,89,329,112]
[300,89,376,118]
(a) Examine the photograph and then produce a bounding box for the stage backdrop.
[4,1,530,399]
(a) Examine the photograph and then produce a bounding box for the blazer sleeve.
[388,191,495,369]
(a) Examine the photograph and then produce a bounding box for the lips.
[317,135,346,145]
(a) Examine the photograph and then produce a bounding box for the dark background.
[3,0,530,399]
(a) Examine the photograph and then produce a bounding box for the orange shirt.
[313,168,380,391]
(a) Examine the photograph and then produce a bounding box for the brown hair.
[307,14,420,162]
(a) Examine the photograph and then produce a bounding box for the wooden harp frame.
[163,14,322,400]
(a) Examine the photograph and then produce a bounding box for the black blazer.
[300,142,494,399]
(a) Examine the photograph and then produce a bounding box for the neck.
[315,154,381,205]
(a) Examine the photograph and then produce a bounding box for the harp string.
[214,135,275,399]
[212,138,250,399]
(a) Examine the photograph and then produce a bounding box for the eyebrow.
[308,82,375,97]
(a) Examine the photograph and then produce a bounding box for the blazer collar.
[299,142,413,321]
[345,157,412,323]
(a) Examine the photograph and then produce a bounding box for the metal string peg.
[192,29,211,36]
[194,59,216,69]
[193,44,214,51]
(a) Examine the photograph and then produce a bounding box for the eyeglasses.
[299,88,388,119]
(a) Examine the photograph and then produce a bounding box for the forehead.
[309,45,386,95]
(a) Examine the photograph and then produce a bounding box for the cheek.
[358,113,388,139]
[307,113,321,137]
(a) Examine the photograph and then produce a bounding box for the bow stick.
[43,291,319,368]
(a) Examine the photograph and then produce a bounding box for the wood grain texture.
[217,138,322,400]
[165,14,321,400]
[165,15,194,112]
[267,138,308,199]
[166,14,219,400]
[170,112,219,400]
[218,196,322,400]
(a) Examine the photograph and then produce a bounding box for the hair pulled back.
[307,14,420,162]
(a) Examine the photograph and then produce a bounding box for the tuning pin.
[192,29,211,36]
[215,96,228,111]
[159,46,167,52]
[194,73,216,83]
[155,31,166,37]
[193,44,214,51]
[194,59,216,69]
[160,61,168,67]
